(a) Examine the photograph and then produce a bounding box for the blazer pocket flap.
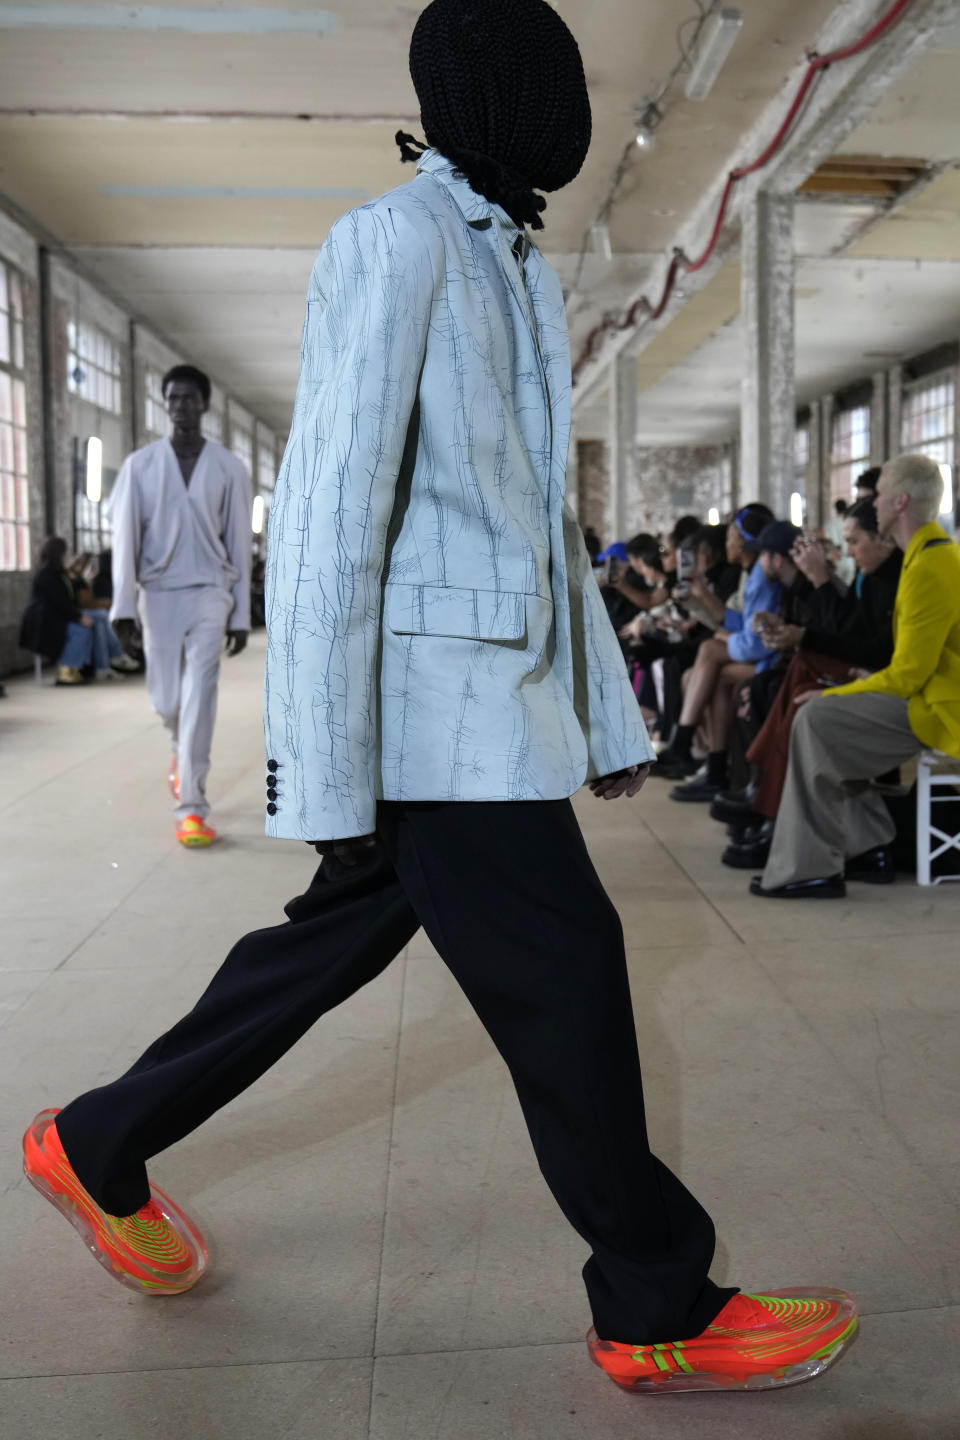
[385,584,526,641]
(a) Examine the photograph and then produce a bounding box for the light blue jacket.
[263,151,654,841]
[725,561,781,671]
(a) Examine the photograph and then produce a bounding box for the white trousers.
[139,586,232,821]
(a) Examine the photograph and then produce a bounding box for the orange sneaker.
[167,757,180,801]
[588,1289,858,1394]
[22,1109,208,1295]
[176,814,216,847]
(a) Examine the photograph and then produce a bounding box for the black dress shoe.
[670,774,725,803]
[749,874,847,899]
[653,751,700,780]
[710,792,761,825]
[722,840,771,869]
[845,845,896,885]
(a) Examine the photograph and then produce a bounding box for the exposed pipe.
[571,0,916,385]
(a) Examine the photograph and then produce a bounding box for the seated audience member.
[610,532,676,612]
[854,465,882,501]
[719,498,901,866]
[617,534,697,728]
[679,524,742,632]
[597,540,644,638]
[654,503,778,795]
[624,523,738,741]
[250,553,267,629]
[19,537,95,686]
[581,524,602,562]
[715,521,828,806]
[669,514,702,553]
[752,453,960,899]
[66,552,138,679]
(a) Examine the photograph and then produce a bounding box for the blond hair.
[883,453,944,524]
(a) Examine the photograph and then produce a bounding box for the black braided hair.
[399,0,591,231]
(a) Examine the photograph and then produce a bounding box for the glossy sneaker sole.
[22,1110,209,1295]
[588,1288,859,1394]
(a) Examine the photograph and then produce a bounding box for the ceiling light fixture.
[684,8,744,101]
[635,102,662,151]
[85,437,102,504]
[790,491,805,527]
[707,507,721,526]
[251,494,265,535]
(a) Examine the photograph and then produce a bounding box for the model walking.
[108,365,252,846]
[24,0,856,1395]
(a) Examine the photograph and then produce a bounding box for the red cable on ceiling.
[571,0,916,384]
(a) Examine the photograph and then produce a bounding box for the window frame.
[0,259,31,572]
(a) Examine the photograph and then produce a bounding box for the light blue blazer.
[264,150,654,841]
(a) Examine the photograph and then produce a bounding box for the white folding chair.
[915,749,960,885]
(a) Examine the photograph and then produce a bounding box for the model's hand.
[225,629,248,657]
[112,617,143,660]
[79,614,94,629]
[309,834,379,865]
[588,764,651,800]
[794,688,821,707]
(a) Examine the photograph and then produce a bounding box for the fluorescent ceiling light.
[85,437,103,504]
[707,506,720,526]
[790,491,804,527]
[939,463,953,516]
[251,494,265,535]
[0,6,338,34]
[685,8,743,102]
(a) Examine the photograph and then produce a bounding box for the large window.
[0,262,30,571]
[230,424,253,474]
[202,409,223,443]
[257,444,276,496]
[901,369,955,470]
[67,321,122,414]
[144,368,171,438]
[830,404,871,505]
[901,369,956,522]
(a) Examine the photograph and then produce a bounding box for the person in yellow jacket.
[752,452,960,899]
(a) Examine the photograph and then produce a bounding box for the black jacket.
[802,549,903,672]
[19,565,82,661]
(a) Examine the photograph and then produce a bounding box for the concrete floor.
[1,633,958,1440]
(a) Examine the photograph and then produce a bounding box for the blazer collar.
[416,148,528,247]
[903,520,948,569]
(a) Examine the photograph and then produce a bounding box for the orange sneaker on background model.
[167,757,180,801]
[175,814,216,847]
[21,1109,208,1295]
[588,1289,858,1394]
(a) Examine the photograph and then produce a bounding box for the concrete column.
[870,370,889,466]
[816,395,834,529]
[887,364,903,460]
[607,352,636,541]
[740,190,795,516]
[807,402,823,529]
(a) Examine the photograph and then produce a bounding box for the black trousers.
[56,799,733,1343]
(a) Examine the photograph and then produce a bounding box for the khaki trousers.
[761,692,920,889]
[139,585,232,821]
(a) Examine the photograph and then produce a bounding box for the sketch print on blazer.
[263,150,654,842]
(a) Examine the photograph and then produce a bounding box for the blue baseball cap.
[596,542,629,562]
